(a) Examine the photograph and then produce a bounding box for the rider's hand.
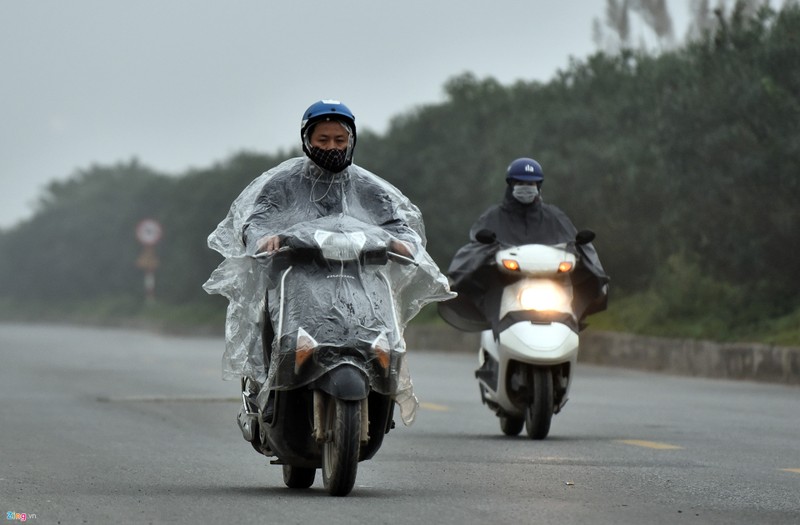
[256,235,281,254]
[390,240,414,259]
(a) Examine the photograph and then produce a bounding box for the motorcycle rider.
[203,99,453,428]
[469,157,573,245]
[243,100,415,377]
[439,157,609,334]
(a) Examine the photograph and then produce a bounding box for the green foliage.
[590,287,800,346]
[1,5,799,345]
[0,160,168,301]
[0,295,143,324]
[750,307,800,346]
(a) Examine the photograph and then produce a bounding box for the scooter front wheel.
[525,367,554,440]
[322,397,361,496]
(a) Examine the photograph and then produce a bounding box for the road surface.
[1,323,799,524]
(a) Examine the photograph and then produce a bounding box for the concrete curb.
[405,324,800,386]
[580,330,800,386]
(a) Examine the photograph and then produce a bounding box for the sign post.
[135,219,163,301]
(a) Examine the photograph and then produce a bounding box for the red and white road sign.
[135,219,163,246]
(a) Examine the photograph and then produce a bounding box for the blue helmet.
[506,157,544,184]
[300,99,357,149]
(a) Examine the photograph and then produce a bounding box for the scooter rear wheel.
[322,397,361,496]
[525,367,554,440]
[282,464,316,489]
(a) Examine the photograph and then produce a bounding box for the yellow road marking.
[616,439,683,450]
[419,402,449,411]
[780,468,800,474]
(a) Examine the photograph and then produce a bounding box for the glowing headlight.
[518,281,570,311]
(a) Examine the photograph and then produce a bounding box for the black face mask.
[308,146,349,173]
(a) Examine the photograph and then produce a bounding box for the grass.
[587,293,800,347]
[0,296,225,336]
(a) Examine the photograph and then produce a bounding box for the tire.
[321,397,361,496]
[282,464,316,489]
[499,416,524,436]
[525,367,554,440]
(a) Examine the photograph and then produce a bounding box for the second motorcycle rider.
[439,157,609,335]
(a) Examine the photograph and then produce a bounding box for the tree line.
[1,4,798,341]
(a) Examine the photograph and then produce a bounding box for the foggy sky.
[0,1,692,229]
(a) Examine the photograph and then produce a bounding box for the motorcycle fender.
[500,322,579,364]
[480,330,500,362]
[314,365,370,401]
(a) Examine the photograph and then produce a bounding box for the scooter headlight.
[518,281,570,311]
[313,230,366,261]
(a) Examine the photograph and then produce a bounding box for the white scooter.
[474,230,597,439]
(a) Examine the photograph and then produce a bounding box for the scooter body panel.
[499,321,579,363]
[478,321,579,417]
[261,378,395,468]
[469,235,603,437]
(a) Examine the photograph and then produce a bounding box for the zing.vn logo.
[7,512,36,522]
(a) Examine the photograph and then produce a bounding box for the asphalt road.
[1,323,799,524]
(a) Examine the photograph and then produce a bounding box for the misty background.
[1,0,797,346]
[0,0,695,229]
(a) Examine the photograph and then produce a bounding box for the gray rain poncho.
[203,157,454,424]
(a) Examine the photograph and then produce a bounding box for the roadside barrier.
[405,324,800,386]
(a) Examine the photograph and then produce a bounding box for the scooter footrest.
[237,410,260,443]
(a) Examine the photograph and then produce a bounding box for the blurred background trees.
[1,3,798,343]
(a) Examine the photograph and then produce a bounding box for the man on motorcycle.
[203,99,453,427]
[439,157,609,334]
[242,101,415,372]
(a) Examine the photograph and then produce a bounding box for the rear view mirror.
[475,229,497,244]
[575,230,595,245]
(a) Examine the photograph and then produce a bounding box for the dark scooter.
[237,216,414,496]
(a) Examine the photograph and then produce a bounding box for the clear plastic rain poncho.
[203,157,454,425]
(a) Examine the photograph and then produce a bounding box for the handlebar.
[253,243,418,267]
[474,228,596,249]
